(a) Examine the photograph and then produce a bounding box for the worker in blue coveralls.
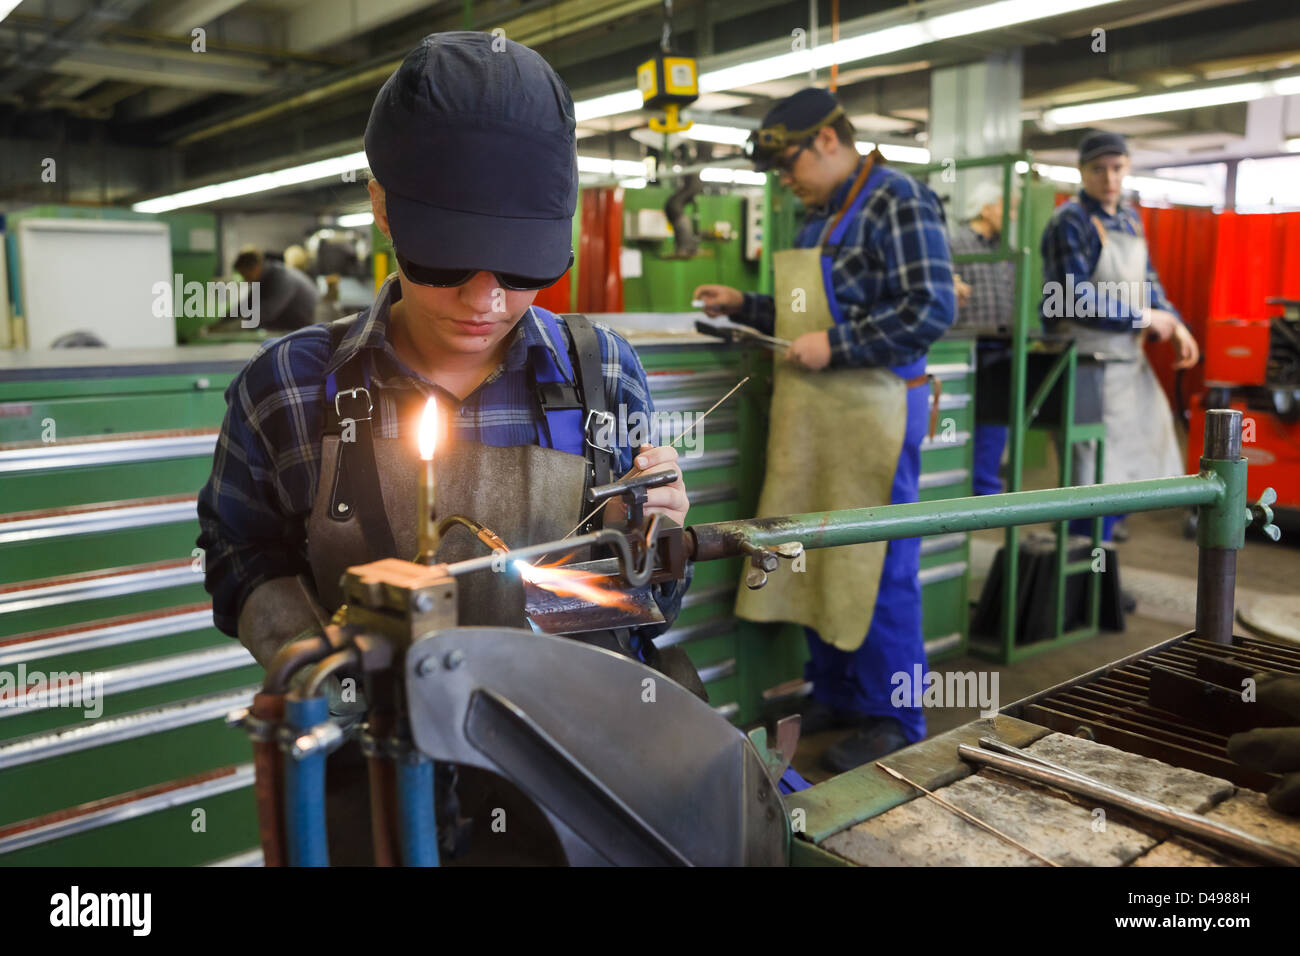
[695,88,956,773]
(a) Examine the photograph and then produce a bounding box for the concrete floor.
[791,476,1300,785]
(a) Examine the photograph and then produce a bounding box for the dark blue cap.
[747,87,845,170]
[365,32,577,279]
[1078,130,1128,165]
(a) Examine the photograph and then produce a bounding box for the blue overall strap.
[529,307,588,459]
[821,163,888,327]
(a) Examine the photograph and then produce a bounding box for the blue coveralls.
[799,165,929,744]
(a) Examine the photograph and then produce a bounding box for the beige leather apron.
[307,431,589,629]
[734,167,907,652]
[1059,216,1184,486]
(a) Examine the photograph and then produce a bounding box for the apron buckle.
[335,386,373,423]
[583,408,615,452]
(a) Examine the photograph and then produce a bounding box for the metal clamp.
[1248,487,1281,542]
[226,707,277,743]
[281,720,345,760]
[334,386,373,422]
[741,540,804,590]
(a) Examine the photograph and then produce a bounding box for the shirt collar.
[1076,188,1131,222]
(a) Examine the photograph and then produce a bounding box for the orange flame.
[517,559,641,612]
[418,397,438,460]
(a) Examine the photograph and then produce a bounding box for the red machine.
[1187,299,1300,528]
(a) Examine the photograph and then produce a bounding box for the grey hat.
[1078,130,1128,165]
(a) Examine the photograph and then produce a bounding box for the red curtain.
[576,186,624,314]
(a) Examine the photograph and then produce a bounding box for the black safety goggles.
[395,250,574,291]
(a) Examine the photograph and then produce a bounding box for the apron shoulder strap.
[559,313,615,489]
[530,310,615,491]
[1090,214,1109,246]
[318,313,398,558]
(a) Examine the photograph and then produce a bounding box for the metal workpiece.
[1194,409,1249,644]
[957,742,1300,867]
[1195,548,1239,645]
[686,474,1224,562]
[405,626,789,866]
[1203,407,1243,461]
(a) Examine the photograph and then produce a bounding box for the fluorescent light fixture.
[1285,138,1300,153]
[1035,164,1082,184]
[0,1,22,23]
[577,155,646,178]
[1043,75,1300,127]
[699,168,768,185]
[574,0,1127,122]
[855,140,930,164]
[618,178,648,189]
[878,143,931,164]
[1014,161,1030,174]
[134,150,369,213]
[337,212,374,228]
[1124,176,1213,205]
[574,89,644,124]
[681,123,752,146]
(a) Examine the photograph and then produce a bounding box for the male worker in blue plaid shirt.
[695,88,955,772]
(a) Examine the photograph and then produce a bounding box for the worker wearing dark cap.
[694,88,956,772]
[1040,131,1199,541]
[197,32,697,862]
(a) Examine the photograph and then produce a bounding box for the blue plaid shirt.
[737,161,956,368]
[197,273,681,638]
[1039,189,1179,332]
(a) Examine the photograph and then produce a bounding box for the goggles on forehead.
[744,105,846,171]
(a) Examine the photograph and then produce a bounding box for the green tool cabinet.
[0,346,263,867]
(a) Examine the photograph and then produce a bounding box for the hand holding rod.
[587,470,678,528]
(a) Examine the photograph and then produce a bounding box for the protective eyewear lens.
[395,250,573,291]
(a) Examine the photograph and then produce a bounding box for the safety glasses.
[770,138,813,176]
[395,249,574,291]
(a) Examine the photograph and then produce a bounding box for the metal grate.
[1004,631,1300,791]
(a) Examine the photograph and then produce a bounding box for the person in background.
[1039,131,1199,542]
[693,87,955,772]
[233,248,320,332]
[951,181,1016,495]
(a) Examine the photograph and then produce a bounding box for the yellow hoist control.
[637,52,698,133]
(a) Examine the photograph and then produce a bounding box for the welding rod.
[443,531,606,577]
[875,762,1060,866]
[957,742,1300,867]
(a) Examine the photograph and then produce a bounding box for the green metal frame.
[899,152,1108,662]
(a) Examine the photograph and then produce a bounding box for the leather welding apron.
[734,161,907,652]
[307,430,588,629]
[1059,218,1183,486]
